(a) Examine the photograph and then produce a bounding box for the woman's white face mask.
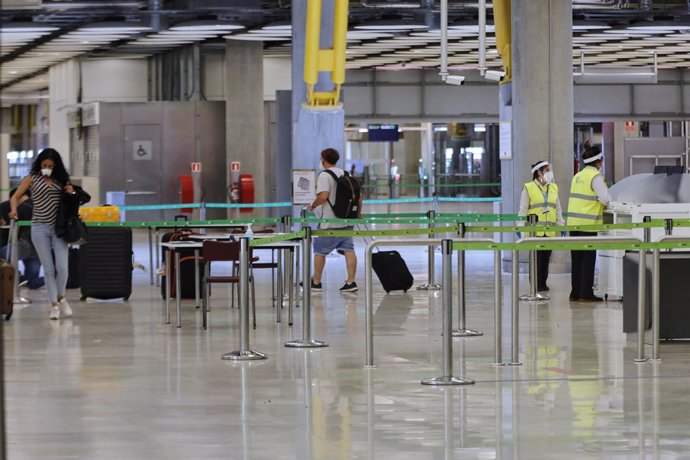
[41,168,52,177]
[543,171,554,184]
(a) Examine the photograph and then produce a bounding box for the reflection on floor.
[5,239,689,459]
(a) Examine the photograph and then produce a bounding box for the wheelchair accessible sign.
[133,141,153,161]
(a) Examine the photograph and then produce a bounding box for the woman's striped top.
[29,174,61,226]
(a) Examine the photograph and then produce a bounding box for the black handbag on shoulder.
[63,215,87,244]
[57,184,91,244]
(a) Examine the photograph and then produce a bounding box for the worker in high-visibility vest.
[567,144,611,302]
[518,160,565,292]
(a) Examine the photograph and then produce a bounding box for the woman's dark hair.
[582,144,602,167]
[531,160,548,181]
[30,148,70,186]
[321,148,340,165]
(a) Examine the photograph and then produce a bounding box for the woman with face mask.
[10,148,75,320]
[518,160,565,292]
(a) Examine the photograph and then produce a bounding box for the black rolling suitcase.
[79,227,133,300]
[371,250,414,293]
[66,248,80,289]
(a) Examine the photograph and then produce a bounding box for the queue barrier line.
[313,225,461,238]
[249,231,306,247]
[452,240,690,251]
[465,220,668,234]
[205,202,293,209]
[361,212,427,218]
[362,182,500,189]
[118,203,203,211]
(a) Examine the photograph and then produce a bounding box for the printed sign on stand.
[292,169,317,205]
[191,162,202,173]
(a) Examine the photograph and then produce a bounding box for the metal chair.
[201,240,256,330]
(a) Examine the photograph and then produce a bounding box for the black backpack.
[322,170,362,219]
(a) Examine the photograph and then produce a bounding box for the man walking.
[307,148,362,292]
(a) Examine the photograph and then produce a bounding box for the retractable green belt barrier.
[14,218,282,228]
[452,240,690,251]
[361,212,427,218]
[118,203,203,211]
[206,202,293,209]
[465,220,667,234]
[362,182,500,189]
[249,231,305,247]
[313,225,461,238]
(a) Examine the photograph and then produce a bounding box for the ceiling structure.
[1,0,690,97]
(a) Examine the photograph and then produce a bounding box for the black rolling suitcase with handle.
[372,250,414,293]
[79,227,133,300]
[359,223,414,293]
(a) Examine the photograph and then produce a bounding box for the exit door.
[123,124,161,194]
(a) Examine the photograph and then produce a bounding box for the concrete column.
[225,40,266,209]
[292,1,345,174]
[501,0,573,271]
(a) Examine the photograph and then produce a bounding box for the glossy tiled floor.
[5,229,690,459]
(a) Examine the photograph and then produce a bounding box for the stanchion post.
[492,249,505,367]
[365,241,375,368]
[9,221,30,305]
[520,214,548,301]
[509,250,522,366]
[417,209,441,290]
[634,248,648,363]
[286,226,328,348]
[650,248,662,363]
[222,237,267,361]
[422,239,474,386]
[453,222,482,337]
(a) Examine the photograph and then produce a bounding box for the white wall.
[81,59,148,103]
[202,53,292,102]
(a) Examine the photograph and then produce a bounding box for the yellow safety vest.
[567,166,605,226]
[524,181,559,237]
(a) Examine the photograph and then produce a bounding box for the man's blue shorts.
[313,226,355,256]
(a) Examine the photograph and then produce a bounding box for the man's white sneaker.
[49,306,60,320]
[59,298,73,318]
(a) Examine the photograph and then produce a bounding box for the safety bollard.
[634,248,648,363]
[510,250,522,366]
[649,248,662,363]
[519,214,548,302]
[417,210,441,290]
[222,237,267,361]
[422,239,474,386]
[452,222,482,337]
[492,249,505,367]
[286,226,328,348]
[8,221,30,305]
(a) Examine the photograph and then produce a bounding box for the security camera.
[485,70,505,82]
[444,75,465,86]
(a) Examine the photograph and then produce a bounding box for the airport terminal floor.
[4,205,689,459]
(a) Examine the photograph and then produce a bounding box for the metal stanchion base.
[508,362,523,366]
[452,329,483,337]
[417,283,442,291]
[221,350,267,361]
[13,297,31,304]
[634,358,648,363]
[421,376,475,386]
[649,358,662,364]
[285,339,329,348]
[519,293,549,302]
[491,362,506,367]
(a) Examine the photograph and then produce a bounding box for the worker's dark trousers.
[570,230,597,299]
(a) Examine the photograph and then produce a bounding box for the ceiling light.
[628,21,690,31]
[448,21,496,32]
[224,34,289,41]
[354,19,429,31]
[79,22,151,33]
[170,20,244,32]
[0,23,58,33]
[262,22,291,31]
[572,20,610,31]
